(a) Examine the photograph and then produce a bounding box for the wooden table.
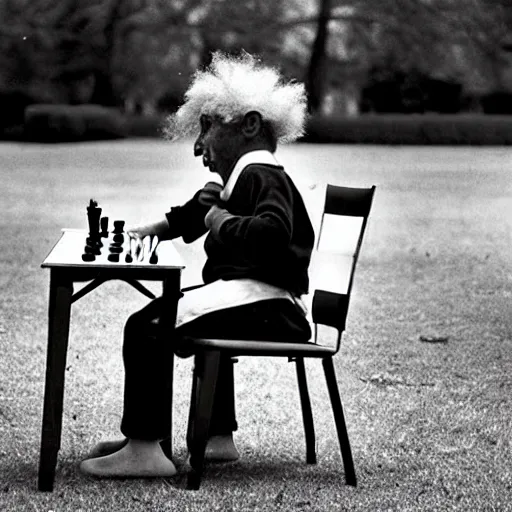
[38,229,184,491]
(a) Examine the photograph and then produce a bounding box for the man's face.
[194,115,244,182]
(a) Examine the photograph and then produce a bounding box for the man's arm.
[164,188,213,243]
[205,167,294,261]
[128,183,219,243]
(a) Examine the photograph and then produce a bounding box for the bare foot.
[86,438,128,459]
[80,439,177,478]
[204,435,240,462]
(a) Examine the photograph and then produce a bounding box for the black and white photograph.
[0,1,511,510]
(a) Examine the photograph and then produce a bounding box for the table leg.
[38,269,73,491]
[158,271,181,461]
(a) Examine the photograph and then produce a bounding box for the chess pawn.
[113,220,125,234]
[100,216,109,238]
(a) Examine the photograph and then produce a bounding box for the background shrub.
[123,114,167,138]
[15,108,512,145]
[303,115,512,145]
[24,104,126,142]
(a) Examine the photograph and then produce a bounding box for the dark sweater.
[165,163,315,296]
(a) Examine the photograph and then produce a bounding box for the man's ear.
[242,111,262,138]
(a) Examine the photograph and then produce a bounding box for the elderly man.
[80,51,315,478]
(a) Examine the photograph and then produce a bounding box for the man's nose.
[194,139,203,156]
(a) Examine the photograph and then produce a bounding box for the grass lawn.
[0,140,511,511]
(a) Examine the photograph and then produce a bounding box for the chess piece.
[148,236,159,264]
[113,220,125,234]
[85,239,102,254]
[87,199,102,238]
[126,238,133,263]
[85,241,102,253]
[100,216,109,238]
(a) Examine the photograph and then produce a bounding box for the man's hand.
[126,219,170,241]
[127,225,153,239]
[204,204,234,233]
[198,181,223,207]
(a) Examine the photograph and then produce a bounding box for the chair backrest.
[310,184,375,348]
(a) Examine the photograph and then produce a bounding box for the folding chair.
[183,183,376,490]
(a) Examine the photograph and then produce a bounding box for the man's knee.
[123,310,159,357]
[124,311,143,338]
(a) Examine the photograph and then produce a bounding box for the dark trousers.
[120,296,312,441]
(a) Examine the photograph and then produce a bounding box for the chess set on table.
[83,199,159,265]
[38,199,184,494]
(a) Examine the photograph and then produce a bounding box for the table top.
[42,229,185,270]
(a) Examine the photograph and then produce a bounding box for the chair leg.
[322,357,357,486]
[295,358,317,464]
[187,350,221,490]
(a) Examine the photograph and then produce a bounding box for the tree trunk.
[91,0,124,106]
[305,0,333,113]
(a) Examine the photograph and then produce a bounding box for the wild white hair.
[164,51,308,144]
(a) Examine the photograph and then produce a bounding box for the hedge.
[14,106,512,145]
[123,113,167,138]
[24,104,126,142]
[303,114,512,145]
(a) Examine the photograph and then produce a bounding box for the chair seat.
[182,337,337,357]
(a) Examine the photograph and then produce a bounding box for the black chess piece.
[87,199,102,237]
[149,253,158,264]
[100,216,109,238]
[85,239,102,255]
[85,237,101,255]
[113,220,125,234]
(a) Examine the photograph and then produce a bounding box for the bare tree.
[0,0,507,113]
[296,0,507,111]
[179,0,506,112]
[305,0,333,112]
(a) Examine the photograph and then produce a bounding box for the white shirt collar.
[219,150,280,201]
